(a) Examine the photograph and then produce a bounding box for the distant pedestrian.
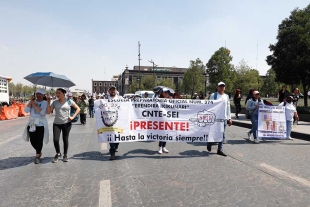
[192,93,198,99]
[279,95,299,140]
[246,91,264,143]
[245,89,254,105]
[78,94,88,125]
[291,88,300,107]
[207,82,232,156]
[144,92,149,98]
[198,91,204,100]
[278,85,290,103]
[47,88,80,163]
[158,88,171,154]
[88,96,95,118]
[22,88,49,164]
[233,89,242,119]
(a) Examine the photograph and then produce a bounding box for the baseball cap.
[109,86,116,90]
[218,82,226,86]
[35,88,46,95]
[253,91,259,95]
[68,92,73,97]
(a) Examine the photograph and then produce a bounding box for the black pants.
[159,141,166,147]
[28,126,44,154]
[109,143,119,155]
[53,122,72,155]
[235,102,242,115]
[80,114,86,124]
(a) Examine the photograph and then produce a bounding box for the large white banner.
[257,105,287,139]
[94,98,226,143]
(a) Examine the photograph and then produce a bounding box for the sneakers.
[63,155,69,162]
[207,144,212,152]
[287,137,294,140]
[254,139,260,144]
[115,147,119,152]
[217,150,227,157]
[52,153,61,163]
[34,157,40,164]
[158,147,163,154]
[247,131,251,139]
[162,147,169,153]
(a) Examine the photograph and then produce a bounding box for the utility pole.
[148,59,158,87]
[138,41,141,91]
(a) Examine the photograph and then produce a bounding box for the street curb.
[233,121,310,142]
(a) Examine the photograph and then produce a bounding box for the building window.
[94,87,96,92]
[104,83,106,86]
[114,83,117,86]
[94,82,97,86]
[99,82,102,86]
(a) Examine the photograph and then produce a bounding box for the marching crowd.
[22,82,304,163]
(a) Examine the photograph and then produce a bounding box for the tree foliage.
[156,78,175,90]
[260,69,282,97]
[206,47,235,93]
[233,60,263,94]
[266,4,310,106]
[183,58,205,97]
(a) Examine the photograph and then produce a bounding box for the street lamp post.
[138,41,141,91]
[148,59,158,87]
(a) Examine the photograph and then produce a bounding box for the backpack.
[67,99,79,123]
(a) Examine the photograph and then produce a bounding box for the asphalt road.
[1,115,310,207]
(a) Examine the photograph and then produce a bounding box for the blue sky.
[0,0,309,91]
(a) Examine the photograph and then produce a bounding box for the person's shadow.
[0,156,53,170]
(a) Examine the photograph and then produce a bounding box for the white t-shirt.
[279,102,296,121]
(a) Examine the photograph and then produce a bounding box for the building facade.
[0,76,12,103]
[92,79,118,94]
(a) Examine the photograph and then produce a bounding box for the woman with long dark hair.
[158,88,171,154]
[47,88,80,163]
[233,89,242,119]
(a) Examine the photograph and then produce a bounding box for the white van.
[123,93,135,98]
[135,90,155,98]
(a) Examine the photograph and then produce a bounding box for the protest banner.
[257,105,286,139]
[94,98,226,143]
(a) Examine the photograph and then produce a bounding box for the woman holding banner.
[246,91,264,143]
[158,88,171,154]
[279,95,299,140]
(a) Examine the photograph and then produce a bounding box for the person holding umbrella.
[22,88,49,164]
[47,88,80,163]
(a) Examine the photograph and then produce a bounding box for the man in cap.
[207,81,232,156]
[107,86,123,160]
[67,92,73,100]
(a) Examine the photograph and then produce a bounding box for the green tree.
[141,75,155,90]
[15,83,23,98]
[260,69,282,97]
[22,85,33,97]
[183,58,205,97]
[8,82,16,97]
[128,79,139,93]
[266,4,310,106]
[157,78,176,90]
[233,60,263,95]
[206,47,235,93]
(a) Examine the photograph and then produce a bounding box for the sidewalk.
[231,113,310,141]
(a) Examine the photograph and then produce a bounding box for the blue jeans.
[217,121,227,151]
[286,121,293,138]
[251,114,258,139]
[89,106,94,117]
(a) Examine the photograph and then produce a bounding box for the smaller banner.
[257,105,286,139]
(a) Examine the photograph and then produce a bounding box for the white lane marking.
[0,135,20,145]
[260,163,310,188]
[100,143,107,150]
[99,180,112,207]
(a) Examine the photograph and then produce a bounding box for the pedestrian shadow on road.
[0,156,52,170]
[227,139,283,145]
[179,150,209,157]
[72,151,104,161]
[280,142,310,145]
